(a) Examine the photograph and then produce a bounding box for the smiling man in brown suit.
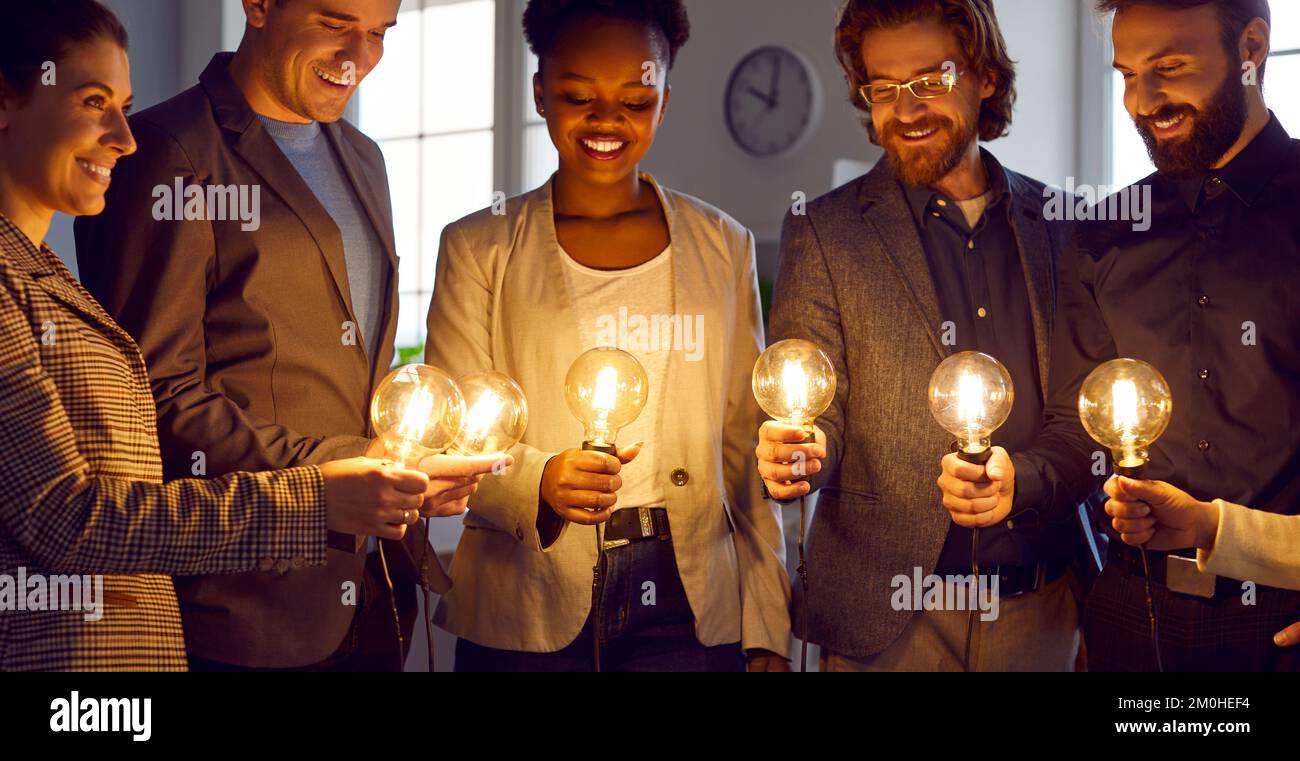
[74,0,499,671]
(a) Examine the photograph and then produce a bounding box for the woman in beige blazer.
[0,0,467,671]
[425,0,790,671]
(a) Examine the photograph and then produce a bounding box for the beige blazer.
[424,173,790,655]
[1199,500,1300,591]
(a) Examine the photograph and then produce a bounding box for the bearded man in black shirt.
[936,0,1300,671]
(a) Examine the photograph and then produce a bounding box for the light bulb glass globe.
[1078,358,1172,470]
[450,370,529,456]
[928,351,1014,455]
[370,364,465,467]
[752,339,837,433]
[564,347,649,449]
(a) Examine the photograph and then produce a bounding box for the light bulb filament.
[462,392,505,448]
[1112,378,1140,461]
[781,359,809,421]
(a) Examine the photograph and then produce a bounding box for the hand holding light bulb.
[541,348,647,527]
[932,352,1016,529]
[368,364,512,520]
[752,339,835,501]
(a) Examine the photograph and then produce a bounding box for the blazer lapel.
[1006,173,1055,402]
[321,122,400,385]
[857,166,949,360]
[201,55,359,336]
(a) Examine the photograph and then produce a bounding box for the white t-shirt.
[560,244,673,509]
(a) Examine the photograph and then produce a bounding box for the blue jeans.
[455,536,744,672]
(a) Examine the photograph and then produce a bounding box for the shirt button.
[1197,440,1211,451]
[1197,295,1210,307]
[937,199,948,207]
[1208,176,1222,187]
[931,211,941,218]
[977,307,988,318]
[670,468,690,486]
[1198,368,1210,380]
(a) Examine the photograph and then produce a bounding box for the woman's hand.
[540,443,643,525]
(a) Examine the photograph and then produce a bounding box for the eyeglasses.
[859,70,962,106]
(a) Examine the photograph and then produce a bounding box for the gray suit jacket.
[74,54,440,667]
[769,152,1073,658]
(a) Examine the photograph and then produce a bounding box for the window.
[358,0,497,358]
[1110,5,1300,187]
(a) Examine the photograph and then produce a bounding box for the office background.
[46,0,1300,669]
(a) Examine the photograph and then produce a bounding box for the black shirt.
[902,152,1055,573]
[1014,114,1300,536]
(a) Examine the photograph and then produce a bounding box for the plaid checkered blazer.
[0,214,328,671]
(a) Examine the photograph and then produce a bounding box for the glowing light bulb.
[370,364,464,468]
[564,348,648,452]
[1078,358,1172,476]
[449,370,529,457]
[928,351,1014,462]
[753,339,836,439]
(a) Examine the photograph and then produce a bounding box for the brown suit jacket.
[0,214,328,672]
[74,53,438,668]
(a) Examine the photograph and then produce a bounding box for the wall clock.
[724,45,821,158]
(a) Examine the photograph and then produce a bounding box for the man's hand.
[1102,477,1217,551]
[756,421,826,501]
[1275,621,1300,647]
[746,649,791,672]
[540,443,643,525]
[936,446,1014,528]
[415,453,514,517]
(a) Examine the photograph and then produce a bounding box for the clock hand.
[768,54,782,108]
[746,85,776,109]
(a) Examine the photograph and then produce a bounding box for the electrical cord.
[1138,546,1164,672]
[961,525,977,671]
[796,493,809,672]
[376,539,405,672]
[592,524,605,672]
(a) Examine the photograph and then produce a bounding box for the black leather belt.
[1107,542,1236,598]
[988,556,1071,598]
[602,507,670,549]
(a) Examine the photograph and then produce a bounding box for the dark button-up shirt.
[1015,114,1300,540]
[902,153,1053,573]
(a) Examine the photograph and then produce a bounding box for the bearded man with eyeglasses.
[756,0,1098,671]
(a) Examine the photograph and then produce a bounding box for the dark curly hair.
[523,0,691,70]
[834,0,1017,144]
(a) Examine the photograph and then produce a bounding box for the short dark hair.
[1096,0,1271,77]
[0,0,129,103]
[522,0,691,70]
[835,0,1017,143]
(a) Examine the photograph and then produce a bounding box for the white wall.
[643,0,1098,274]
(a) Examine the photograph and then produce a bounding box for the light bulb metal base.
[1115,462,1147,479]
[951,441,993,466]
[582,441,618,456]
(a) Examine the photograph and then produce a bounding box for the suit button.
[515,525,524,540]
[1197,295,1210,307]
[1198,368,1210,380]
[1198,440,1211,451]
[291,557,305,569]
[670,468,689,486]
[258,557,274,572]
[273,559,291,574]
